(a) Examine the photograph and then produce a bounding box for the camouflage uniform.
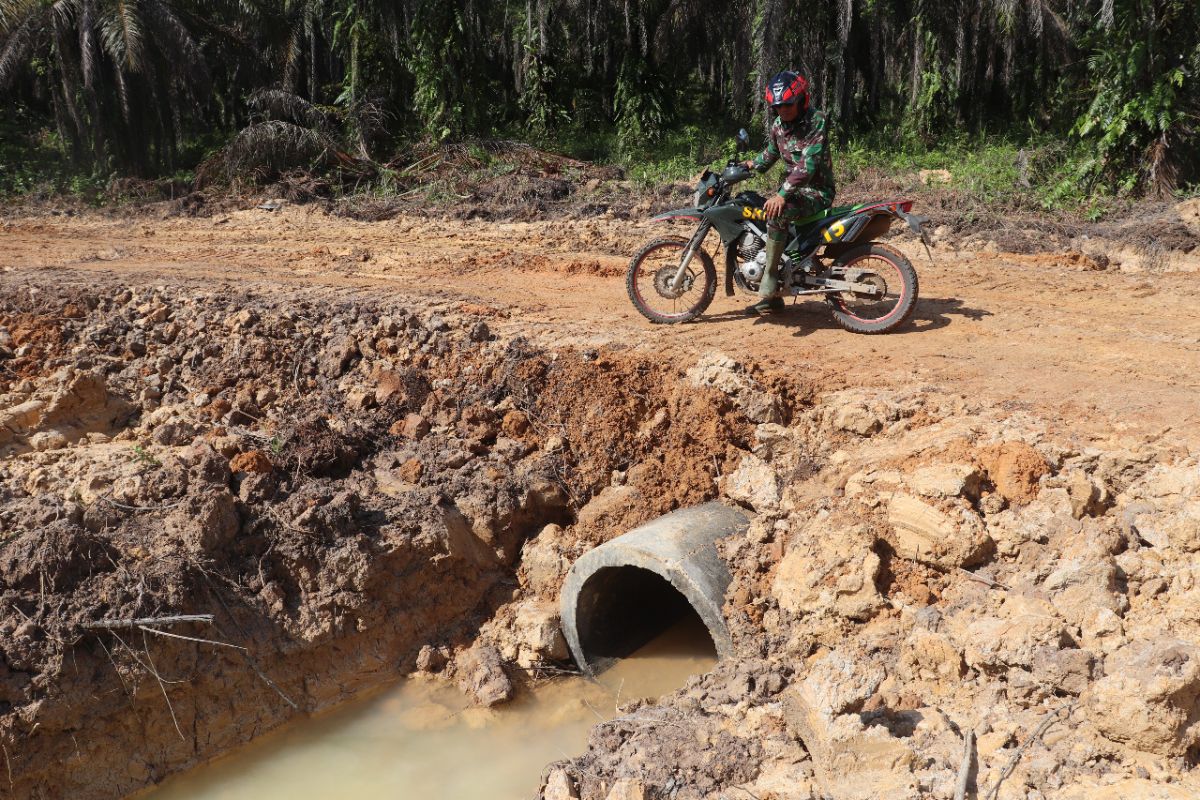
[750,107,836,238]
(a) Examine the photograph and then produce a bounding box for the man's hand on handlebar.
[764,195,786,219]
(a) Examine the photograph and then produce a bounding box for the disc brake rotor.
[653,266,694,299]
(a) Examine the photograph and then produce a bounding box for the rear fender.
[820,202,933,261]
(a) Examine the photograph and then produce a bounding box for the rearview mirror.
[736,128,751,151]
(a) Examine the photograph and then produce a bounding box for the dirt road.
[5,206,1199,444]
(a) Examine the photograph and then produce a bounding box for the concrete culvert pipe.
[559,502,750,675]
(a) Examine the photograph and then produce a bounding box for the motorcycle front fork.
[668,222,712,292]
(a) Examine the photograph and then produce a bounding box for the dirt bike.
[625,129,931,333]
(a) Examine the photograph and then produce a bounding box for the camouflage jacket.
[750,108,836,204]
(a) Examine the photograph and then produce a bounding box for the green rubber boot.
[748,235,787,315]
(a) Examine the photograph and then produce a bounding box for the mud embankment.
[0,279,778,799]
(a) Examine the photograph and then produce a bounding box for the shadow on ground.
[700,296,992,336]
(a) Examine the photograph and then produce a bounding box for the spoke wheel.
[626,237,717,324]
[827,242,919,334]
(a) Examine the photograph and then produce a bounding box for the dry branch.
[984,704,1073,800]
[954,729,976,800]
[80,613,215,630]
[137,625,248,651]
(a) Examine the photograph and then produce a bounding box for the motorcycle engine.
[737,235,766,283]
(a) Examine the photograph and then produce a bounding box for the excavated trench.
[0,277,779,799]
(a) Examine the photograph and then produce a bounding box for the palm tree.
[0,0,211,173]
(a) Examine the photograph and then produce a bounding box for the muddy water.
[144,617,715,800]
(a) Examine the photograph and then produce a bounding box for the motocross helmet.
[764,71,809,111]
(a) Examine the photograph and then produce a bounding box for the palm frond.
[1145,131,1179,197]
[77,0,96,89]
[97,0,143,72]
[142,0,208,93]
[223,118,338,175]
[0,5,44,89]
[0,0,42,36]
[248,87,334,129]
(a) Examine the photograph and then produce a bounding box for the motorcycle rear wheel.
[626,236,717,324]
[826,242,919,334]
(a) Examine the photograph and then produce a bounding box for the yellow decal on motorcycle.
[822,221,847,242]
[741,206,766,220]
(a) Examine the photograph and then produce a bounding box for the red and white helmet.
[764,71,809,111]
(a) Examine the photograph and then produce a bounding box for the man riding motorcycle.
[741,71,836,314]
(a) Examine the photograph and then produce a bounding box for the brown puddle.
[142,617,716,800]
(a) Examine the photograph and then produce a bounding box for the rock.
[909,464,983,500]
[896,628,966,684]
[782,652,915,800]
[1084,639,1200,757]
[391,413,430,440]
[887,493,992,569]
[1031,646,1095,696]
[1094,448,1157,493]
[543,768,578,800]
[441,504,497,566]
[773,532,884,621]
[345,387,375,410]
[396,457,423,483]
[172,491,240,553]
[832,403,881,436]
[958,595,1072,672]
[513,602,569,667]
[237,471,278,504]
[1050,778,1200,800]
[685,352,781,423]
[977,441,1049,504]
[468,321,491,342]
[415,645,447,673]
[604,780,646,800]
[457,404,499,442]
[519,526,568,594]
[151,420,197,446]
[1041,550,1127,626]
[1080,607,1125,654]
[230,450,273,474]
[41,370,132,434]
[457,644,513,707]
[0,400,47,443]
[28,430,68,451]
[1064,470,1111,519]
[320,334,359,377]
[1120,459,1200,551]
[501,410,530,437]
[722,452,781,511]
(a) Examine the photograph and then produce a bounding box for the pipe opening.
[574,565,717,672]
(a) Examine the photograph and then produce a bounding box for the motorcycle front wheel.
[826,242,919,334]
[625,236,717,324]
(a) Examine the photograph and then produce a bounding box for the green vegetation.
[131,444,162,470]
[1,0,1197,204]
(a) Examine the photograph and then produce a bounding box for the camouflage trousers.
[766,188,831,240]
